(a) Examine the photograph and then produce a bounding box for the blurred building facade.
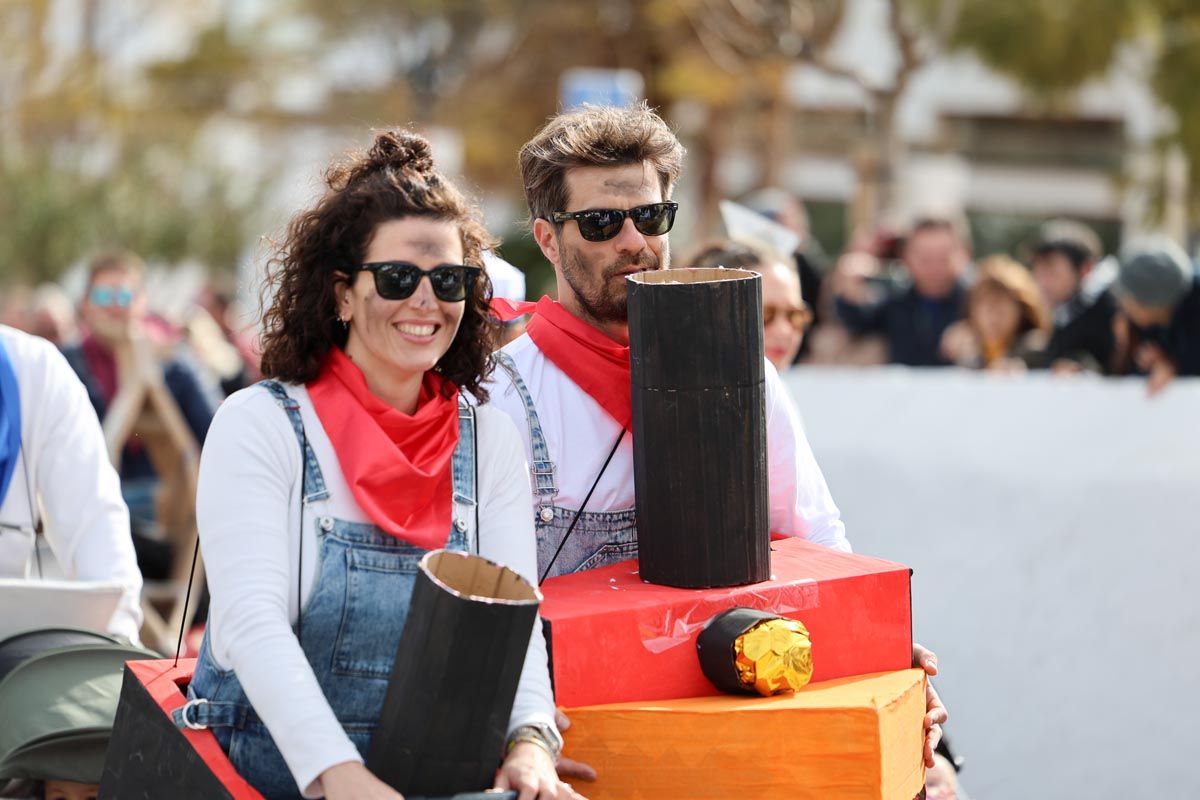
[709,0,1176,256]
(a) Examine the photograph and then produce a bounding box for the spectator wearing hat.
[1027,220,1119,374]
[1111,235,1200,394]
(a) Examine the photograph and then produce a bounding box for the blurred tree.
[3,0,1194,289]
[1150,0,1200,230]
[931,0,1200,227]
[0,0,272,283]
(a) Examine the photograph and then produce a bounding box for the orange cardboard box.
[562,668,927,800]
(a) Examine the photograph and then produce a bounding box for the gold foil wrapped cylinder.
[696,608,813,697]
[734,618,813,695]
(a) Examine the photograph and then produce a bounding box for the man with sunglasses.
[485,102,947,780]
[62,251,222,580]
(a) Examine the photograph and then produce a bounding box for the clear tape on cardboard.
[636,579,820,654]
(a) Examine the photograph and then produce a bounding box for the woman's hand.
[320,761,404,800]
[495,742,586,800]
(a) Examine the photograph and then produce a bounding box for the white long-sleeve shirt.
[197,383,556,798]
[485,334,851,552]
[0,325,143,642]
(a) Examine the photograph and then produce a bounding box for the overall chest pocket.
[538,511,639,577]
[578,538,640,572]
[332,545,424,679]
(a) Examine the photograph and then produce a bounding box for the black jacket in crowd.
[1129,275,1200,377]
[835,281,966,367]
[1030,289,1118,374]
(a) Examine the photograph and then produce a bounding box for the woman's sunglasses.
[550,202,679,243]
[352,262,481,302]
[763,304,813,333]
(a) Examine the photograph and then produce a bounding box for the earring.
[339,316,349,331]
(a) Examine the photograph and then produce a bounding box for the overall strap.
[492,352,557,523]
[453,397,479,554]
[258,379,325,647]
[258,380,330,504]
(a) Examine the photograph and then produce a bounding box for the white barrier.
[784,367,1200,799]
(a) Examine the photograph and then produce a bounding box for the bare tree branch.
[678,0,752,74]
[796,41,877,96]
[886,0,927,95]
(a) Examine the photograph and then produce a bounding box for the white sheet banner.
[784,367,1200,799]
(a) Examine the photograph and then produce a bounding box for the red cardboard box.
[540,537,912,707]
[99,659,263,799]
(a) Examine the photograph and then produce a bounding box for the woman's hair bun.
[367,130,435,174]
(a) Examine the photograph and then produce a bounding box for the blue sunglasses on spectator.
[90,286,135,308]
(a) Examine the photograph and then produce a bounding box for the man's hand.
[938,321,978,366]
[1137,343,1178,396]
[554,709,597,782]
[831,252,880,306]
[913,643,948,769]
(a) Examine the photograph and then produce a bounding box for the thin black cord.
[539,427,626,584]
[173,537,201,667]
[33,529,43,579]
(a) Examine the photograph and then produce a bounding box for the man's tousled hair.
[518,102,685,224]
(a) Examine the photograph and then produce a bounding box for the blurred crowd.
[0,252,258,586]
[3,200,1191,609]
[686,191,1199,397]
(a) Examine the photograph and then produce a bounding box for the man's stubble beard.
[559,239,670,326]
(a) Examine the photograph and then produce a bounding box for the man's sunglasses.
[550,202,678,243]
[89,286,135,309]
[352,262,481,302]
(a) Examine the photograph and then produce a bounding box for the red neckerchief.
[307,347,460,549]
[80,333,118,406]
[493,296,631,428]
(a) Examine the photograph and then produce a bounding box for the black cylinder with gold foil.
[696,607,813,697]
[367,550,542,796]
[627,268,770,588]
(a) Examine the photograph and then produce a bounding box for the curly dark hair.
[259,130,499,400]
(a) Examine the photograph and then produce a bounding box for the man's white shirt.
[484,333,851,552]
[0,325,143,641]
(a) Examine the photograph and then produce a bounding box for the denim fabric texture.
[177,380,476,799]
[492,353,637,580]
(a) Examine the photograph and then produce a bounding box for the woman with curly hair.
[942,255,1051,370]
[181,131,577,800]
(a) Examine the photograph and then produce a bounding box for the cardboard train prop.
[95,268,923,799]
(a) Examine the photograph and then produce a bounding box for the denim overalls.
[175,381,477,799]
[493,353,637,580]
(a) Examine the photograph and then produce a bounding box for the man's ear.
[533,218,562,269]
